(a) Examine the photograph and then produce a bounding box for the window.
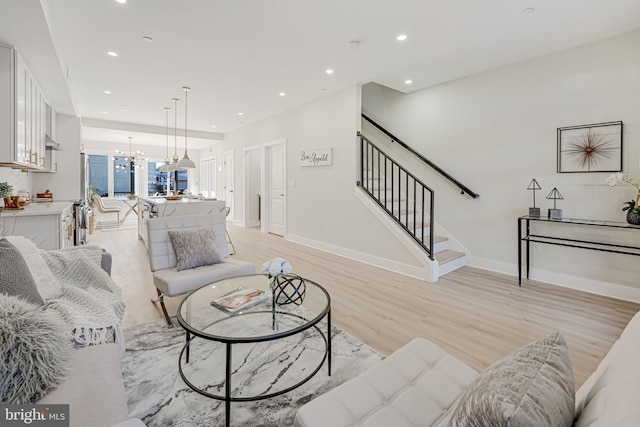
[113,155,134,196]
[88,155,108,197]
[147,162,168,195]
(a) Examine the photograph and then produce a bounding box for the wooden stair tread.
[434,249,465,264]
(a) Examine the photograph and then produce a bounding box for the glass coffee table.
[176,274,331,427]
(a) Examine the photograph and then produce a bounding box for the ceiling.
[2,0,640,149]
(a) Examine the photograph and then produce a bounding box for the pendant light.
[177,86,196,169]
[167,98,180,172]
[158,107,171,173]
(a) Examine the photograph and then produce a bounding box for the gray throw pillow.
[0,238,44,306]
[449,331,575,427]
[168,227,224,271]
[0,294,72,404]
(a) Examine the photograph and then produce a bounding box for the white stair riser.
[438,254,468,276]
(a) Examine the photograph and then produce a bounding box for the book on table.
[210,287,269,313]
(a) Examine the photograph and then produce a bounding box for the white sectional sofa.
[295,310,640,427]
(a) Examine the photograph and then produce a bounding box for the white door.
[223,151,234,219]
[267,144,285,236]
[200,157,216,198]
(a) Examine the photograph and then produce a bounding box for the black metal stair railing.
[362,113,479,199]
[358,132,435,260]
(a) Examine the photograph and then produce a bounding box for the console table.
[518,215,640,285]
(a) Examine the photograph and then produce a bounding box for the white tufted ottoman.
[294,338,479,427]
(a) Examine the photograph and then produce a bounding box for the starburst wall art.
[557,121,622,173]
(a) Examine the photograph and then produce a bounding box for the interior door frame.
[242,144,262,228]
[261,138,286,235]
[223,150,234,221]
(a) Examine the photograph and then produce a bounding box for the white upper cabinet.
[0,43,49,170]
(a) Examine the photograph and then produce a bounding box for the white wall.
[32,113,81,200]
[363,29,640,300]
[204,86,424,272]
[0,167,32,198]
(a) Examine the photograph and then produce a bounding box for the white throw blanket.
[6,236,126,348]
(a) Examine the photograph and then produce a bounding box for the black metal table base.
[178,310,331,427]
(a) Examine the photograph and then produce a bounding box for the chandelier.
[115,136,146,171]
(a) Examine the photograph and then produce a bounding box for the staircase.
[361,168,468,280]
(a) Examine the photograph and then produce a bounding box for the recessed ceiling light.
[279,92,286,97]
[102,111,108,114]
[238,112,244,116]
[325,69,334,75]
[211,125,217,128]
[397,34,408,41]
[107,51,118,57]
[404,79,413,85]
[115,0,126,3]
[104,90,112,94]
[521,7,535,15]
[142,36,153,42]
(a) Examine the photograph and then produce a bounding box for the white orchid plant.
[261,257,292,279]
[606,157,640,214]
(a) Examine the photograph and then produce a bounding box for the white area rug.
[122,317,383,426]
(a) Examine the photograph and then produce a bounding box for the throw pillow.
[5,235,62,300]
[0,238,44,306]
[0,294,72,404]
[168,227,224,271]
[448,331,575,427]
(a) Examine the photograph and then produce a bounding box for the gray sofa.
[295,310,640,426]
[0,238,143,427]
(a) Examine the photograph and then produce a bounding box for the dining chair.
[92,194,122,228]
[224,207,236,255]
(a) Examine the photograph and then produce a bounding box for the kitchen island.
[137,196,226,246]
[0,201,74,249]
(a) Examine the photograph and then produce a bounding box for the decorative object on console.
[527,178,542,218]
[547,187,564,220]
[557,121,622,173]
[606,161,640,225]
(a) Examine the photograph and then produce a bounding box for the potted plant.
[606,163,640,225]
[0,181,14,209]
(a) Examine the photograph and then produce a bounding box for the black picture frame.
[557,121,623,173]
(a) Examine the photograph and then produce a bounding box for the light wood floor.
[89,221,640,388]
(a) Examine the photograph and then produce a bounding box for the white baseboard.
[469,256,640,304]
[285,232,430,281]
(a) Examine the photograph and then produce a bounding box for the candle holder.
[546,187,564,220]
[527,179,542,218]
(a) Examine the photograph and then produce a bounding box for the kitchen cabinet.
[0,202,73,250]
[0,43,48,170]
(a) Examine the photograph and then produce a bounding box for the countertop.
[0,201,73,217]
[138,196,219,205]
